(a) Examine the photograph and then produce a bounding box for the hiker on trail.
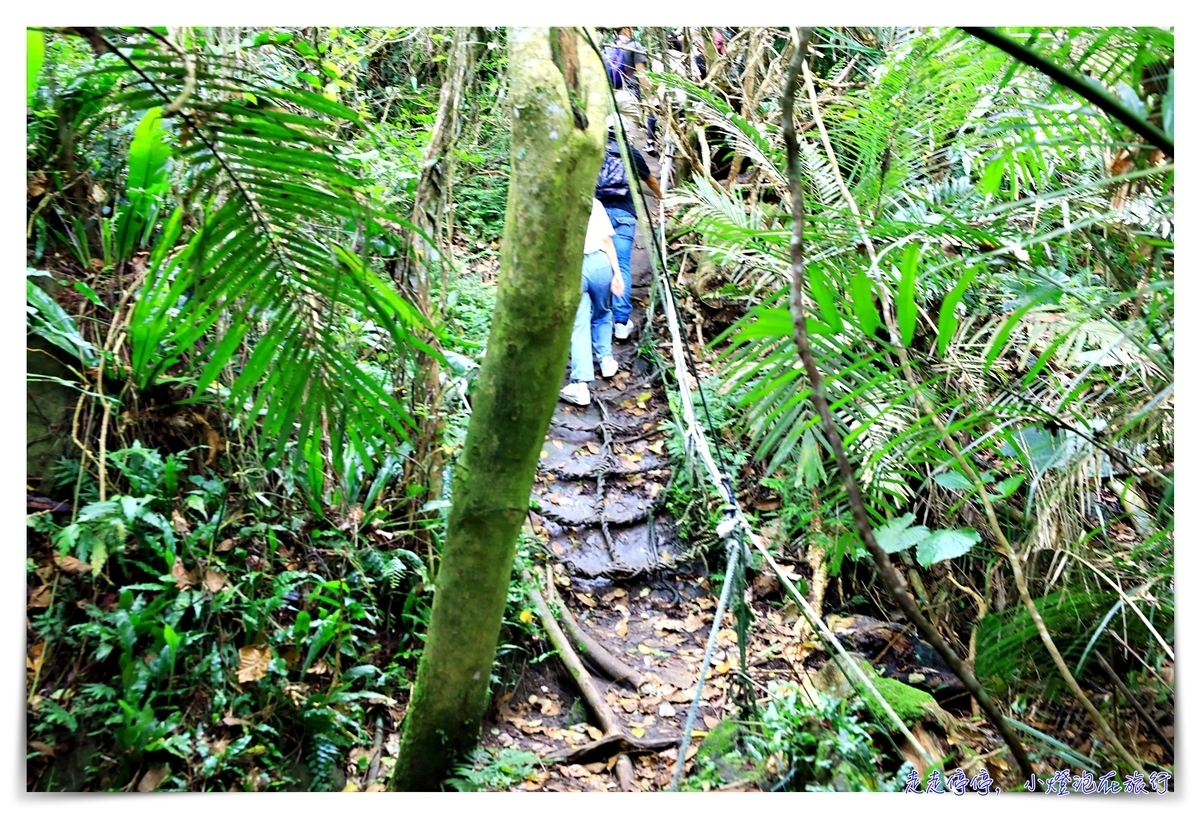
[559,199,625,408]
[594,120,663,342]
[603,27,657,155]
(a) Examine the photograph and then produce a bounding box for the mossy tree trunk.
[390,27,609,792]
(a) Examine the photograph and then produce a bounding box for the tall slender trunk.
[390,26,609,791]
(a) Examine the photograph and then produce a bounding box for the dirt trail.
[473,143,747,790]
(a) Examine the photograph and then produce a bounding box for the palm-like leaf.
[672,27,1172,615]
[83,30,436,489]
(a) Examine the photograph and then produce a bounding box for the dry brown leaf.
[284,683,309,705]
[307,659,331,676]
[584,724,604,740]
[172,557,197,589]
[585,441,600,455]
[170,510,191,535]
[647,440,665,455]
[575,593,596,608]
[26,642,44,673]
[54,555,91,575]
[614,619,628,637]
[215,538,235,553]
[204,569,226,593]
[27,171,46,198]
[237,645,272,683]
[29,584,53,608]
[28,740,55,757]
[137,765,170,792]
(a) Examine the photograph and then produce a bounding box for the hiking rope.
[578,27,935,786]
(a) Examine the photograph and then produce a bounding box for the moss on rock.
[867,675,939,726]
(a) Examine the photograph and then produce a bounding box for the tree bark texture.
[390,27,609,791]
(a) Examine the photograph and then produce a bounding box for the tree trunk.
[390,26,609,792]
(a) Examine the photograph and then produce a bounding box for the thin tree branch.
[780,26,1037,783]
[961,27,1172,158]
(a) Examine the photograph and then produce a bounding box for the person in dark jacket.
[594,123,663,340]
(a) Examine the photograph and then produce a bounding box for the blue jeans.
[570,250,615,383]
[604,206,637,325]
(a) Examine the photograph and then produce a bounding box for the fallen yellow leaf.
[237,645,272,684]
[54,555,91,575]
[137,765,170,792]
[519,608,534,624]
[631,727,646,738]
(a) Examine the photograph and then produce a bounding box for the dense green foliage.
[27,25,1172,791]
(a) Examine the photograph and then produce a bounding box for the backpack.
[594,142,629,201]
[602,44,626,89]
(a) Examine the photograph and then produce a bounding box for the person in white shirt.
[559,199,625,407]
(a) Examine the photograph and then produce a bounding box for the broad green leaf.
[126,107,171,194]
[979,156,1007,197]
[988,474,1025,501]
[873,513,931,554]
[117,107,172,260]
[897,243,921,346]
[74,281,107,309]
[916,528,981,567]
[797,429,825,489]
[936,266,980,357]
[27,277,100,366]
[850,269,881,339]
[933,470,973,490]
[27,29,44,105]
[807,264,844,334]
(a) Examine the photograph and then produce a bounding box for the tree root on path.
[545,570,647,689]
[545,732,678,765]
[523,569,640,791]
[536,505,656,529]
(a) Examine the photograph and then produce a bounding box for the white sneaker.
[613,321,633,340]
[600,357,619,378]
[559,381,591,406]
